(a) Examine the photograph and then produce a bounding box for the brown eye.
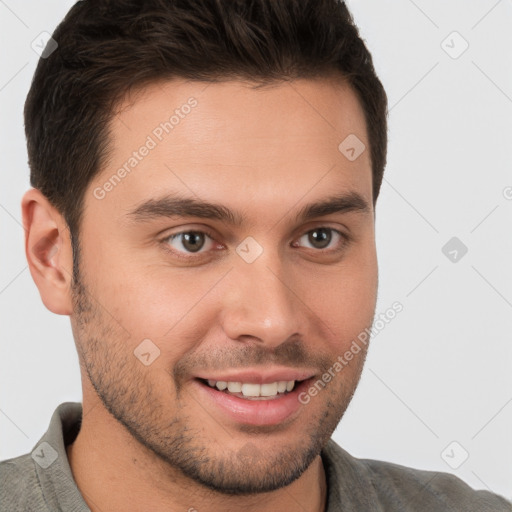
[307,228,332,249]
[296,227,347,252]
[180,232,205,252]
[165,231,214,254]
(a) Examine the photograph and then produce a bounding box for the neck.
[66,397,328,512]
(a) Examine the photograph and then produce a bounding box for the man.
[1,0,510,510]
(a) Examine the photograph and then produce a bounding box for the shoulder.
[322,439,512,511]
[0,402,84,512]
[362,456,511,511]
[0,453,49,512]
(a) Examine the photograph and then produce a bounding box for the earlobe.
[21,188,74,316]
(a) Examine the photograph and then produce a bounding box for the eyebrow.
[125,191,371,227]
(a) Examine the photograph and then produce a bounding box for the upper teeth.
[206,380,296,397]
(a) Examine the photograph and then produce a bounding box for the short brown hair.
[25,0,388,242]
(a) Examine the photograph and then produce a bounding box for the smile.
[202,379,298,400]
[195,377,315,426]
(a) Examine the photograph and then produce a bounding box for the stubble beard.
[69,267,367,495]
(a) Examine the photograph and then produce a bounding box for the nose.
[219,254,304,348]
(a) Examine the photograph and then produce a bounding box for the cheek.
[87,257,222,361]
[297,246,378,350]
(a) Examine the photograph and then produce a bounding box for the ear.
[21,188,74,315]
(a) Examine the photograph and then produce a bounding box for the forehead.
[88,76,372,224]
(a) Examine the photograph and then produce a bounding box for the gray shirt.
[1,402,510,511]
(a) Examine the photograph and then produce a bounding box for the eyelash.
[161,226,350,261]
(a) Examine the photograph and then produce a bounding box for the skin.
[22,75,378,512]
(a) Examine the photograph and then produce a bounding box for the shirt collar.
[32,402,378,511]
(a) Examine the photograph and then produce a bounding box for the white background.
[1,0,511,502]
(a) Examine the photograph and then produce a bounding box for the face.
[71,76,378,494]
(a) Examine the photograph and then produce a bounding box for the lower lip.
[194,378,313,426]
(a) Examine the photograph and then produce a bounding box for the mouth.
[198,377,305,400]
[194,376,316,426]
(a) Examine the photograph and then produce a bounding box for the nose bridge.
[220,248,302,346]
